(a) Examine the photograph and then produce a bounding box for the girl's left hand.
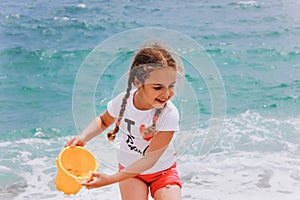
[79,172,113,189]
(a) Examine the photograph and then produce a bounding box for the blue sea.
[1,0,300,199]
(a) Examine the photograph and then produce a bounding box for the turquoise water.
[1,0,300,199]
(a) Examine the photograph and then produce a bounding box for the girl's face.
[134,67,176,110]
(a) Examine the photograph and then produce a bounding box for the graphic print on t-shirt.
[124,118,149,156]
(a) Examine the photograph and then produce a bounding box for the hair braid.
[107,70,135,142]
[140,108,163,141]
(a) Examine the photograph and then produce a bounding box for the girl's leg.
[153,185,182,200]
[119,177,149,200]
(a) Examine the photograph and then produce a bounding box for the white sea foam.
[214,110,300,153]
[12,151,300,200]
[178,152,300,200]
[237,1,260,7]
[2,111,300,199]
[76,4,86,8]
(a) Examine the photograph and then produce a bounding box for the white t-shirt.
[107,90,179,174]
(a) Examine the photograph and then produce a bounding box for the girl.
[66,41,183,200]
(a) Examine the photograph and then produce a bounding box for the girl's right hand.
[65,135,86,147]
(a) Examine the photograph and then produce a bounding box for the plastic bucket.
[55,146,98,195]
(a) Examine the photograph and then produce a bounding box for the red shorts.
[119,163,182,198]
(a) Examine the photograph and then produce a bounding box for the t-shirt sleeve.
[107,92,125,118]
[156,103,180,132]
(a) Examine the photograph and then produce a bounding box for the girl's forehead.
[144,67,176,85]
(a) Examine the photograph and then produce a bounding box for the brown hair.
[107,42,178,142]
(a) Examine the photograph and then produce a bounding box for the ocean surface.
[1,0,300,199]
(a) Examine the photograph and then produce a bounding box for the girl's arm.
[66,110,115,147]
[81,130,174,189]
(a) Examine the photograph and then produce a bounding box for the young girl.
[66,42,183,200]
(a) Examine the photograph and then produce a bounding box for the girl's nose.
[162,87,170,97]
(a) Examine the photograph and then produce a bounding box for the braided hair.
[107,42,177,142]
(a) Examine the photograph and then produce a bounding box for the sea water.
[0,0,300,199]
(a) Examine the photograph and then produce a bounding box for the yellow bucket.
[55,146,98,195]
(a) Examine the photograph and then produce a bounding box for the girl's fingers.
[70,138,78,147]
[89,171,100,178]
[65,136,84,147]
[65,138,74,147]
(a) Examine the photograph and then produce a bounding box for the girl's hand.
[80,172,113,189]
[65,135,86,147]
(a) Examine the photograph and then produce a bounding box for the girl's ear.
[134,77,142,88]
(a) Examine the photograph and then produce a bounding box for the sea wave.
[214,110,300,153]
[229,1,262,9]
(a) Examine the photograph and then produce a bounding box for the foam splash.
[1,115,300,200]
[178,151,300,200]
[237,1,261,8]
[213,110,300,153]
[76,4,86,9]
